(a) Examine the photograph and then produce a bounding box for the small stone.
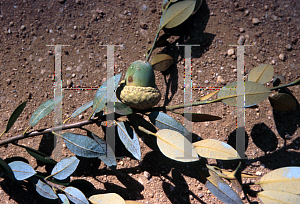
[227,48,235,56]
[244,10,250,16]
[71,73,76,78]
[233,2,239,8]
[253,56,258,60]
[144,171,151,179]
[118,161,124,166]
[264,5,269,10]
[271,59,276,65]
[252,18,260,25]
[286,44,292,50]
[149,193,154,198]
[204,80,209,84]
[233,69,237,73]
[6,79,11,85]
[9,21,14,26]
[27,92,32,99]
[140,22,148,29]
[58,0,65,3]
[279,53,285,61]
[75,0,81,4]
[198,193,204,198]
[70,34,76,39]
[189,194,194,200]
[20,25,26,30]
[237,35,245,45]
[79,115,84,120]
[217,76,226,85]
[66,80,72,87]
[239,28,245,33]
[256,171,262,176]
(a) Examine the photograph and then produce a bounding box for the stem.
[269,78,300,91]
[0,117,103,146]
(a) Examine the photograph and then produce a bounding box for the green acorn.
[117,60,161,110]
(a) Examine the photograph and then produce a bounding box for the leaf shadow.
[0,178,56,204]
[250,123,278,153]
[272,88,300,145]
[157,0,214,107]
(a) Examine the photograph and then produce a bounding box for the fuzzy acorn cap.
[119,85,161,110]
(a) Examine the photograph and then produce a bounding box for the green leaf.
[160,1,196,29]
[218,81,271,107]
[268,93,296,112]
[92,73,122,116]
[58,194,70,204]
[193,139,241,160]
[70,100,93,119]
[106,102,133,115]
[156,129,198,162]
[0,157,15,181]
[248,64,274,84]
[51,156,79,180]
[192,0,202,15]
[89,193,126,204]
[258,190,300,204]
[62,133,105,158]
[29,95,63,127]
[205,170,243,204]
[150,53,174,71]
[177,112,222,122]
[31,178,58,200]
[8,161,36,180]
[116,121,141,160]
[148,111,189,136]
[64,187,89,204]
[15,143,56,164]
[1,101,27,136]
[199,90,219,101]
[257,166,300,194]
[90,131,117,172]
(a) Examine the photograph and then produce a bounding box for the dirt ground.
[0,0,300,203]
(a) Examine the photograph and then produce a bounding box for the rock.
[70,34,76,39]
[20,25,26,30]
[252,18,260,25]
[244,10,250,16]
[79,115,84,120]
[237,35,245,45]
[6,79,11,85]
[144,171,151,179]
[75,0,81,4]
[227,48,235,56]
[9,21,14,26]
[217,76,226,85]
[139,22,148,29]
[58,0,65,3]
[286,44,292,50]
[66,80,72,87]
[239,28,245,33]
[279,53,285,61]
[271,60,276,65]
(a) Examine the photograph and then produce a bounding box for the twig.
[0,117,104,146]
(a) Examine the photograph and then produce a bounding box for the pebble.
[67,80,72,87]
[244,10,250,16]
[252,18,260,25]
[227,48,235,56]
[271,60,276,65]
[217,76,226,85]
[9,21,14,26]
[58,0,65,3]
[20,25,26,30]
[253,56,258,60]
[204,80,209,84]
[6,79,11,85]
[140,22,148,29]
[237,35,245,45]
[75,0,81,4]
[144,171,151,179]
[70,34,76,39]
[286,44,292,50]
[79,115,84,120]
[239,28,245,33]
[71,73,76,78]
[279,53,285,61]
[256,171,262,176]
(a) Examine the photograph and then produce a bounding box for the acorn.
[117,60,161,110]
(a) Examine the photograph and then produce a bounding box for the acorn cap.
[119,85,161,110]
